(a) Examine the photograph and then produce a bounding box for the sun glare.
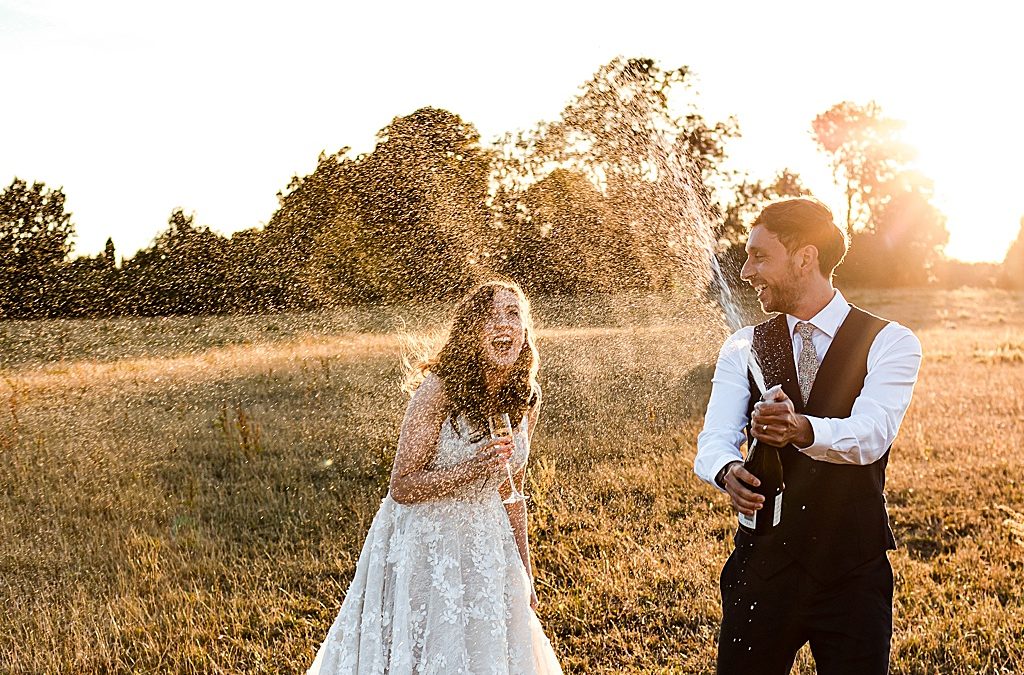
[903,117,1021,264]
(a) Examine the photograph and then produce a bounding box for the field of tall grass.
[1,288,1022,673]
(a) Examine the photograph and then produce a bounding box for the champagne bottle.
[737,436,784,534]
[737,381,785,535]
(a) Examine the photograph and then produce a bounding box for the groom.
[695,198,922,674]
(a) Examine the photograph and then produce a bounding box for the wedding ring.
[761,424,768,431]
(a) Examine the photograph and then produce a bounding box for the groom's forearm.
[697,332,755,489]
[696,443,744,492]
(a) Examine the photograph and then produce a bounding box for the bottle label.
[738,493,783,530]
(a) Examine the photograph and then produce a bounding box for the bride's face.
[480,289,526,370]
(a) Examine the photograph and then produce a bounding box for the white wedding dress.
[308,413,562,675]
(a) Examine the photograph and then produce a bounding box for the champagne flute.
[488,412,527,504]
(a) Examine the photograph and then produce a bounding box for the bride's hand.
[530,586,539,610]
[471,438,513,478]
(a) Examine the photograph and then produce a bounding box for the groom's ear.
[796,244,820,275]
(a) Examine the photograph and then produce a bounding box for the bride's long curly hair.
[405,280,539,425]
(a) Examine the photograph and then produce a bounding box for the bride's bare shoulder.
[406,372,449,417]
[414,372,442,398]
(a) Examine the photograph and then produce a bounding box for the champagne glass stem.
[494,412,527,504]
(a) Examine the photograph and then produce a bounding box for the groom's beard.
[759,267,802,315]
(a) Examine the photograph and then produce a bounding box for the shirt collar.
[785,289,850,339]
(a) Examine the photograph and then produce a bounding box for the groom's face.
[740,225,802,315]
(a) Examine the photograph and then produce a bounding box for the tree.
[50,241,121,317]
[812,101,915,237]
[547,57,737,186]
[262,149,364,308]
[813,102,949,285]
[349,107,492,301]
[933,259,999,288]
[103,237,117,268]
[0,178,76,318]
[504,169,645,294]
[259,108,495,305]
[491,57,740,293]
[715,169,810,274]
[840,188,949,286]
[1000,217,1024,289]
[121,208,229,315]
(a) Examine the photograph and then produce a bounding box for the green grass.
[1,288,1022,673]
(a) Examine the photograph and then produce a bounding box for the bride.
[308,280,562,674]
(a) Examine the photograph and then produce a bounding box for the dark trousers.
[717,551,893,675]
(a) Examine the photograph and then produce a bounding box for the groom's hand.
[721,461,764,517]
[751,388,814,448]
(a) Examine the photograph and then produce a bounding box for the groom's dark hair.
[753,198,847,276]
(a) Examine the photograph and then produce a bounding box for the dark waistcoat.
[736,305,896,583]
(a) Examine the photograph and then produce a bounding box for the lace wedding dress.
[308,413,562,674]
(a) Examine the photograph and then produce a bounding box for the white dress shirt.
[694,289,922,492]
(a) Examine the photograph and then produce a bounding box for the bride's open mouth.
[491,336,514,355]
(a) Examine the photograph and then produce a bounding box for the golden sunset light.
[2,2,1023,673]
[902,115,1022,263]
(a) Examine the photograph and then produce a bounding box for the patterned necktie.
[795,321,819,405]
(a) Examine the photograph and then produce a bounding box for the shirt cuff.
[796,415,833,460]
[709,455,741,494]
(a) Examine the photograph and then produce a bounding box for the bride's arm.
[503,388,542,607]
[503,477,534,606]
[390,374,512,505]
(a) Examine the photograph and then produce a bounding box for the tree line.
[2,58,1021,320]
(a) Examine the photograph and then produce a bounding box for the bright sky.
[2,0,1020,263]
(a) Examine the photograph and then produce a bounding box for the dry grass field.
[1,288,1022,674]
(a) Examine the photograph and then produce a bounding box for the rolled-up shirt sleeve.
[695,327,755,491]
[797,323,922,465]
